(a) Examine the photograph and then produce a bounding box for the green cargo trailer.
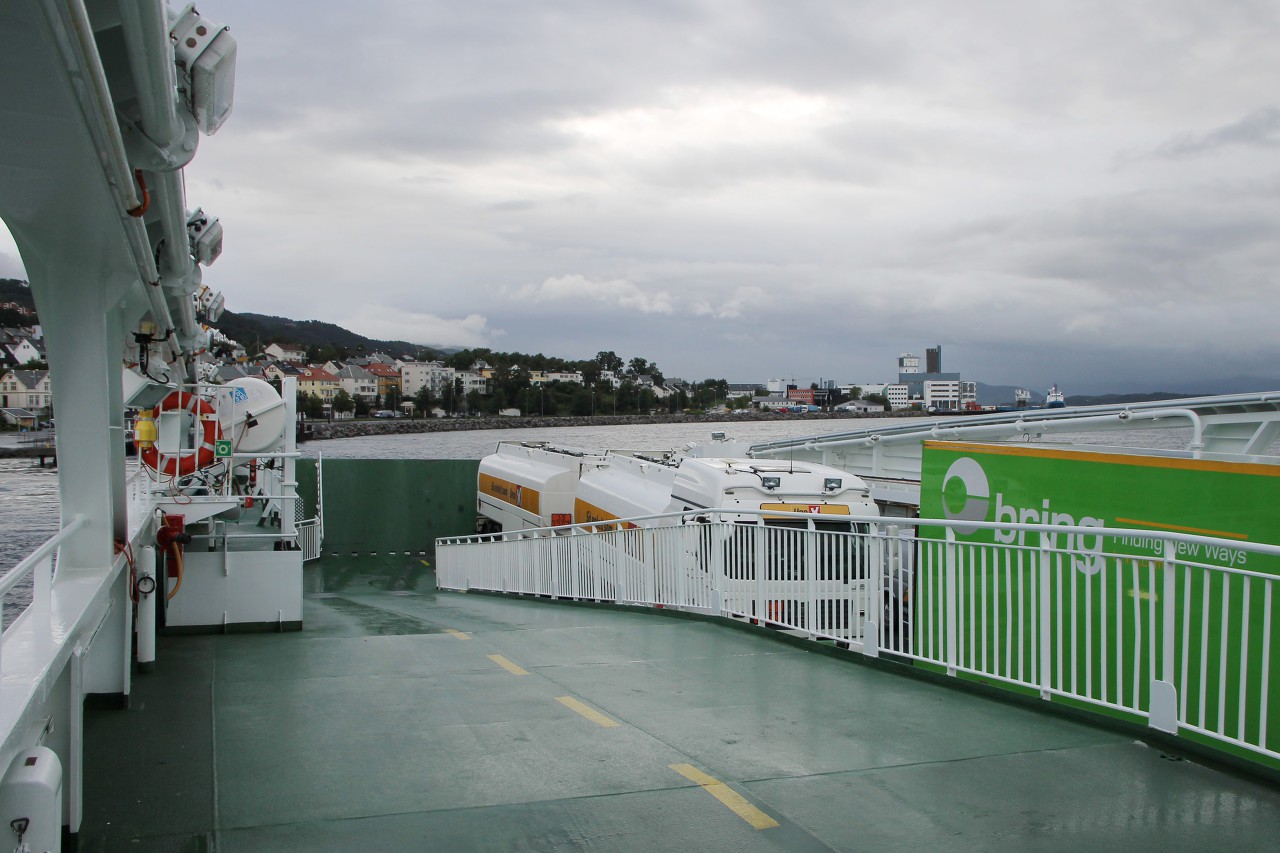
[918,441,1280,770]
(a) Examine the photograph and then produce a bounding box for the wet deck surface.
[81,555,1280,851]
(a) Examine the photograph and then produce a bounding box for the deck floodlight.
[824,477,842,491]
[187,208,223,265]
[171,4,237,135]
[194,284,225,322]
[761,476,781,491]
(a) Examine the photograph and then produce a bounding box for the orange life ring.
[139,390,222,477]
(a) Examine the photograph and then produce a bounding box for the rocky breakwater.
[304,410,916,441]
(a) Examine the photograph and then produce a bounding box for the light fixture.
[194,284,224,322]
[761,476,781,490]
[187,208,223,266]
[171,4,237,135]
[824,477,842,491]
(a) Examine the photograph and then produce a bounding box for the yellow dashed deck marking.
[444,628,471,640]
[420,560,432,567]
[669,763,779,830]
[556,696,621,728]
[487,654,529,676]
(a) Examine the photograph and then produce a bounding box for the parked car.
[373,410,396,418]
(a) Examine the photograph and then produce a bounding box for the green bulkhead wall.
[295,459,479,555]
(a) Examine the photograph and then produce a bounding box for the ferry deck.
[79,554,1280,851]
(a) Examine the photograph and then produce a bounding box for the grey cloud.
[175,0,1280,397]
[1152,107,1280,160]
[0,250,24,279]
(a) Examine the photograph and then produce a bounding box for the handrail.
[438,507,1280,564]
[747,392,1280,456]
[0,514,87,598]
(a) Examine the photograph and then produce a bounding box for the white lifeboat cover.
[218,377,287,453]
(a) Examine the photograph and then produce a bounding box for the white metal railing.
[437,511,1280,769]
[296,519,321,562]
[0,514,87,674]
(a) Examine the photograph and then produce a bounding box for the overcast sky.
[3,0,1278,393]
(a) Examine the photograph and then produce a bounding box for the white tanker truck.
[475,438,897,640]
[474,441,610,534]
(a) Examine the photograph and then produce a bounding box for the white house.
[5,338,44,365]
[333,365,378,401]
[264,342,307,362]
[529,370,584,386]
[0,369,52,411]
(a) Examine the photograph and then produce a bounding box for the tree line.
[294,349,757,418]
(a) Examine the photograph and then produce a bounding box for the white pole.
[137,545,157,671]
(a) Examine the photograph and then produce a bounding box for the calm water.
[1,417,1206,574]
[296,418,1200,461]
[0,458,60,626]
[298,417,909,460]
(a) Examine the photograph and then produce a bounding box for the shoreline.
[302,410,919,441]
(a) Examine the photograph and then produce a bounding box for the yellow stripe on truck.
[479,473,541,515]
[573,499,637,530]
[760,503,852,520]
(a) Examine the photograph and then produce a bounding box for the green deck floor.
[80,555,1280,851]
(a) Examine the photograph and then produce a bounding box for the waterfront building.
[456,369,489,396]
[333,365,378,402]
[835,398,881,413]
[0,368,51,412]
[886,383,910,409]
[887,347,977,411]
[297,366,341,405]
[755,393,793,411]
[921,379,978,411]
[364,361,403,399]
[529,370,583,386]
[787,388,817,405]
[402,360,455,398]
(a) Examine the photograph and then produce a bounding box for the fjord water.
[294,417,1198,461]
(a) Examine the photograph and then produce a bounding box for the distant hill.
[1185,376,1280,396]
[0,278,35,309]
[1064,383,1280,406]
[1064,391,1204,407]
[0,279,36,327]
[212,311,461,360]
